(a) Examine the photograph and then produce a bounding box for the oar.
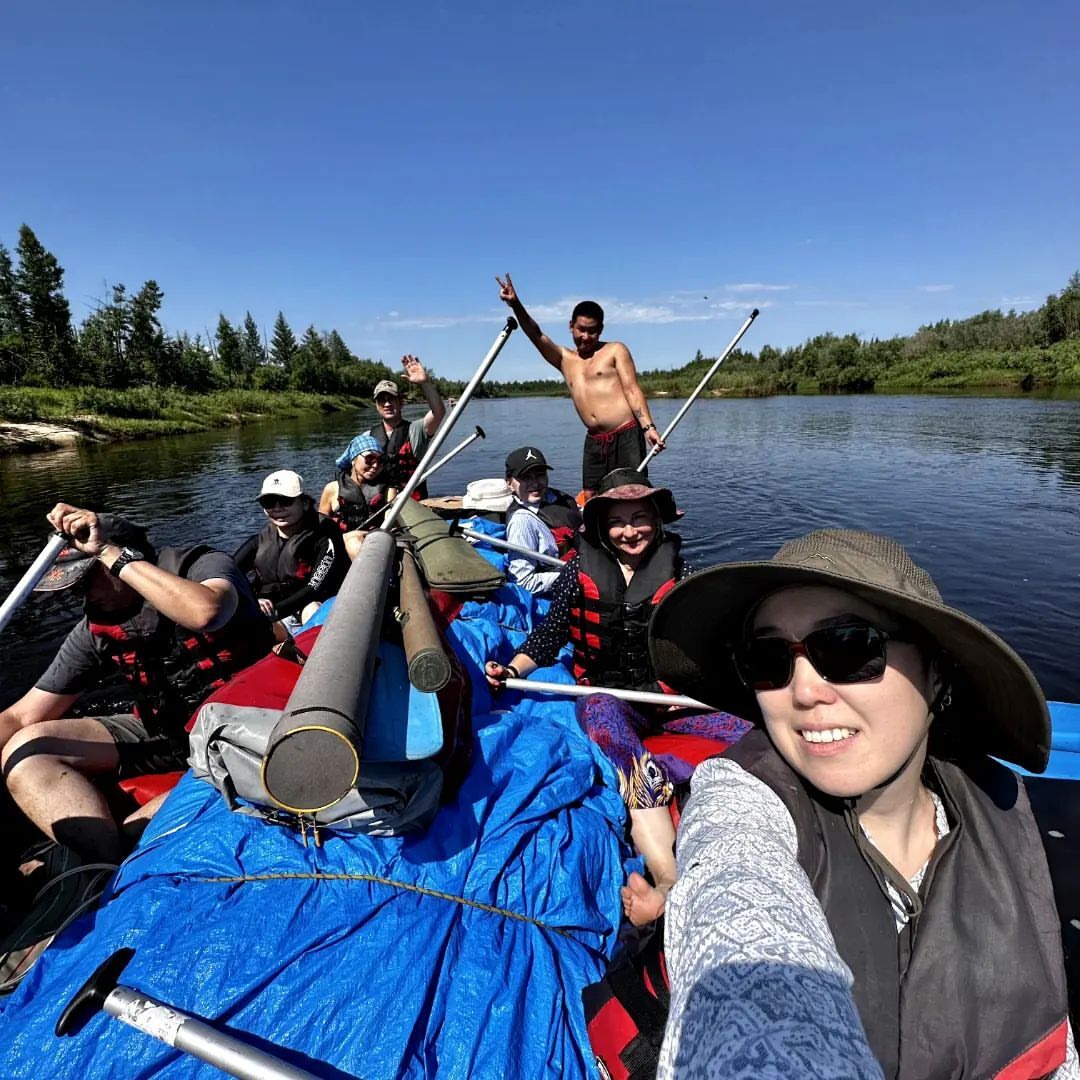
[448,522,565,569]
[502,677,710,710]
[0,532,69,635]
[637,308,760,472]
[262,320,517,814]
[56,948,319,1080]
[418,425,485,485]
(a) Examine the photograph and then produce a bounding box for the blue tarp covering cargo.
[0,574,628,1079]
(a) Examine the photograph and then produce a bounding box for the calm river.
[2,394,1079,708]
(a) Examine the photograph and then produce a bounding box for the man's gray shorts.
[95,713,189,778]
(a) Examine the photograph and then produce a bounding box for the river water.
[2,394,1079,709]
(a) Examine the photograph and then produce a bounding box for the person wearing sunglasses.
[319,434,389,558]
[235,470,348,631]
[484,469,749,928]
[649,529,1075,1079]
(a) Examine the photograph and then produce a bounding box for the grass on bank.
[0,386,365,440]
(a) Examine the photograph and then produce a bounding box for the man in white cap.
[0,502,273,865]
[367,355,446,499]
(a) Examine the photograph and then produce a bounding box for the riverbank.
[0,387,366,456]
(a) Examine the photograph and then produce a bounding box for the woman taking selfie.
[650,529,1075,1079]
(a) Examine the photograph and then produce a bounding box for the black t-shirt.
[36,549,249,697]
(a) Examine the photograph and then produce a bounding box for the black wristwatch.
[109,547,146,577]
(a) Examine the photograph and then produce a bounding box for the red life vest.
[87,546,274,735]
[505,492,582,558]
[367,420,425,498]
[568,535,681,691]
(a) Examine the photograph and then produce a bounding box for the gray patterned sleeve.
[658,758,884,1080]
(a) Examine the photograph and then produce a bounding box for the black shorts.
[582,423,648,492]
[96,714,190,778]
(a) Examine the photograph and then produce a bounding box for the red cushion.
[118,771,184,806]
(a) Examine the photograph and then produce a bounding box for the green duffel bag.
[396,499,505,594]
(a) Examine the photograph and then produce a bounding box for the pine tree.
[291,325,331,392]
[216,315,245,386]
[0,244,26,383]
[14,225,76,385]
[241,311,266,382]
[270,312,298,372]
[129,280,168,384]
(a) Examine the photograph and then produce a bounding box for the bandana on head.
[335,434,383,471]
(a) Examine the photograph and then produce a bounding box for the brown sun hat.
[648,528,1050,773]
[582,468,682,544]
[33,515,153,593]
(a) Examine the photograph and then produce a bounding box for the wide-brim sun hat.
[582,468,682,545]
[648,528,1050,773]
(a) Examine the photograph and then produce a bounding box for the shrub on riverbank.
[0,386,363,446]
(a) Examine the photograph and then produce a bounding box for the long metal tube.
[502,676,710,710]
[418,425,485,485]
[637,308,760,472]
[459,527,565,569]
[0,532,68,634]
[380,318,516,532]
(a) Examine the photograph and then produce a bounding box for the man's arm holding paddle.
[614,345,665,453]
[496,273,565,372]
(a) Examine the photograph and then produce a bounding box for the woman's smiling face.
[749,585,937,798]
[604,499,659,560]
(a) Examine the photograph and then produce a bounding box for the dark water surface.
[2,394,1079,708]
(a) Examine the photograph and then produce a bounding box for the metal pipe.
[637,308,760,472]
[418,425,486,485]
[380,318,517,532]
[502,677,710,710]
[56,949,319,1080]
[455,526,565,569]
[0,532,68,634]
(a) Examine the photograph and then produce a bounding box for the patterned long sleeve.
[517,556,580,667]
[658,757,884,1080]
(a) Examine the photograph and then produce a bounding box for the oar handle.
[0,532,69,635]
[502,677,710,710]
[637,308,760,472]
[459,527,566,569]
[380,319,516,532]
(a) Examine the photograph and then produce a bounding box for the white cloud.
[918,284,955,293]
[1001,295,1037,309]
[722,283,793,293]
[794,299,869,309]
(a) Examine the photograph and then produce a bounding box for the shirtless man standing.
[497,273,664,497]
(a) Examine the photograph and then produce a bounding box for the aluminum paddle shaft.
[637,308,760,472]
[502,677,710,710]
[381,318,516,531]
[0,532,68,634]
[56,949,319,1080]
[418,425,485,485]
[456,526,565,569]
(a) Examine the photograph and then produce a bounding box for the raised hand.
[401,354,428,384]
[496,273,518,306]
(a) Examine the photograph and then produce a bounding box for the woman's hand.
[485,660,520,689]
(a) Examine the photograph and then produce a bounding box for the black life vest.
[568,534,681,691]
[251,514,341,605]
[87,546,274,737]
[331,469,386,531]
[367,419,424,497]
[505,492,582,558]
[727,729,1070,1079]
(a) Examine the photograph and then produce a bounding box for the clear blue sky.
[3,1,1077,380]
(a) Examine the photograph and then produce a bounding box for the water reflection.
[2,394,1079,708]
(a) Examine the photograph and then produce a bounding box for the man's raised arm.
[496,273,564,371]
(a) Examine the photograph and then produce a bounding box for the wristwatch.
[109,547,146,577]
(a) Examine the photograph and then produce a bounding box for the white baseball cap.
[259,470,305,499]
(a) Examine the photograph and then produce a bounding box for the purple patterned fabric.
[576,693,752,809]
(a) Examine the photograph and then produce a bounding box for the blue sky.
[3,1,1077,380]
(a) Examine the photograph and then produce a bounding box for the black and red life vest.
[568,535,681,691]
[251,514,343,607]
[330,470,386,531]
[727,729,1071,1079]
[505,492,582,558]
[367,419,424,497]
[88,546,274,736]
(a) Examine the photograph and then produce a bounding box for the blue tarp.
[0,577,628,1079]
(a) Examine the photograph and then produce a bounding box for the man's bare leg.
[2,718,124,865]
[622,805,677,926]
[122,791,169,847]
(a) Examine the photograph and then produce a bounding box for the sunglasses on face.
[733,621,897,691]
[259,495,299,510]
[357,454,383,466]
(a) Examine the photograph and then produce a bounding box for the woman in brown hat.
[485,468,749,927]
[650,529,1075,1079]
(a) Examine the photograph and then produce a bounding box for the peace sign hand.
[496,273,518,306]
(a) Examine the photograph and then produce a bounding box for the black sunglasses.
[733,622,896,691]
[259,495,299,509]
